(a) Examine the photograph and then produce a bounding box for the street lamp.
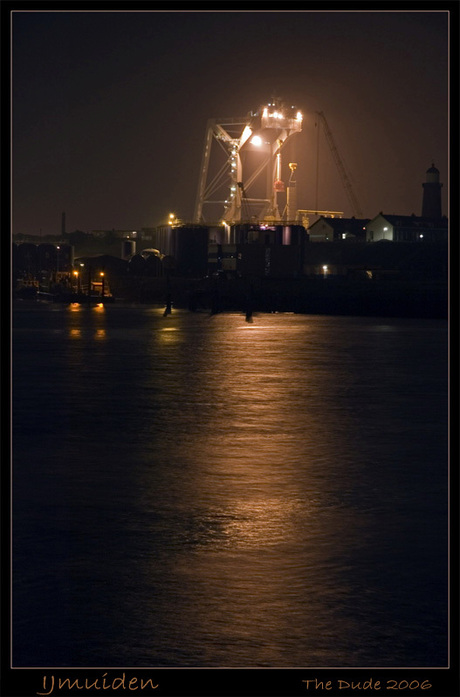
[73,270,80,293]
[100,271,105,298]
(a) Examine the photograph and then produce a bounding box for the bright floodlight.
[251,135,263,146]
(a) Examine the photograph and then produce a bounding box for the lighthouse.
[422,164,442,218]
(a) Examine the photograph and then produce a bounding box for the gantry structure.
[194,100,303,225]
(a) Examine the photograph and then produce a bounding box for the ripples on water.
[12,305,448,667]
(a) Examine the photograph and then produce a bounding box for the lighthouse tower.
[422,164,442,218]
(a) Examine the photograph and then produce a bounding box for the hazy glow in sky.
[12,9,449,234]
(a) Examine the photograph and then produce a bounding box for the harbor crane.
[315,111,363,218]
[194,100,303,225]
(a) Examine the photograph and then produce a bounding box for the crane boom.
[316,111,363,218]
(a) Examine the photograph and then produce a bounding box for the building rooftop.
[312,216,370,230]
[378,214,447,228]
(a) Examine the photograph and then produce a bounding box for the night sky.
[12,8,449,235]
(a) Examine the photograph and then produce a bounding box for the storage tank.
[121,239,136,259]
[144,254,162,277]
[173,226,209,277]
[128,254,147,275]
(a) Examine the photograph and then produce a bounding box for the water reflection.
[13,308,448,668]
[132,313,376,665]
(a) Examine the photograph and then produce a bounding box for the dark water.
[12,303,448,668]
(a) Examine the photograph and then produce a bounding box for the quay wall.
[109,275,448,319]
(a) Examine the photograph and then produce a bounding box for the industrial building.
[13,242,74,278]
